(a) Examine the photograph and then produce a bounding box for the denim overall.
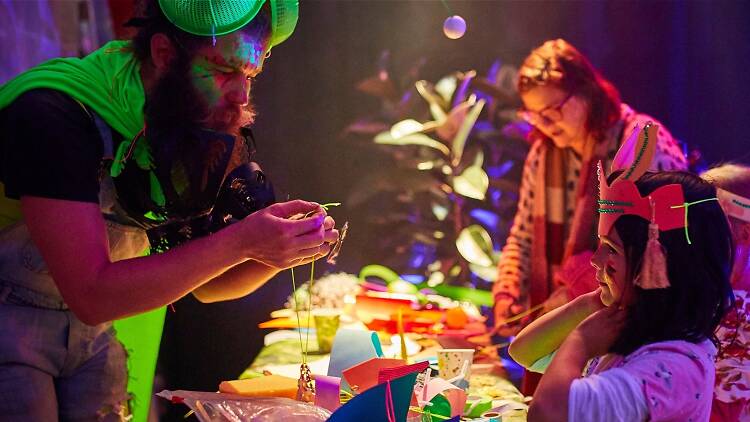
[0,112,149,421]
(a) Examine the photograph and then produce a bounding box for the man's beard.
[144,55,256,177]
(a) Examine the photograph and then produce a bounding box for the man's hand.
[568,306,627,359]
[236,200,339,269]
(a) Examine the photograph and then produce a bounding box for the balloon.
[443,15,466,39]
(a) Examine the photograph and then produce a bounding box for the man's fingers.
[324,228,339,244]
[294,227,329,250]
[282,212,326,237]
[299,243,331,259]
[268,200,323,219]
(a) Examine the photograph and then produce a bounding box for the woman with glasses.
[493,39,687,392]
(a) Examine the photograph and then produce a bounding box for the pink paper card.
[443,389,468,417]
[377,361,430,384]
[342,357,405,394]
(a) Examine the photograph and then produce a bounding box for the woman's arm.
[509,289,603,368]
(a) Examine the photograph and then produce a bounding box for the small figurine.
[296,363,316,403]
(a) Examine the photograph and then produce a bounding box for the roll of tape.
[480,410,501,421]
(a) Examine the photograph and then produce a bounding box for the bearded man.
[0,1,336,419]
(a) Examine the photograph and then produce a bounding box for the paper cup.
[437,348,474,380]
[313,311,340,353]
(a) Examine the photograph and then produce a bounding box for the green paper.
[149,171,166,207]
[113,306,166,422]
[423,394,452,420]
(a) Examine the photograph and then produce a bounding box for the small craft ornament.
[636,197,670,289]
[296,362,316,403]
[327,221,349,265]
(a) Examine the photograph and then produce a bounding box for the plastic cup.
[313,311,340,353]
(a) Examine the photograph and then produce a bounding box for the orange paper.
[218,375,298,399]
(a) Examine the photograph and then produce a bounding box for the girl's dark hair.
[607,170,734,356]
[517,39,621,142]
[130,0,271,64]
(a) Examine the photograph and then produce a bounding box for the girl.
[509,125,733,421]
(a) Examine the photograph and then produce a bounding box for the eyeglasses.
[517,92,574,126]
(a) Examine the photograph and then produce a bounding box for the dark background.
[160,2,750,415]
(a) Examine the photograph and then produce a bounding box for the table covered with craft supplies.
[158,267,530,421]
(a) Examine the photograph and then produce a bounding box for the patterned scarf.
[527,121,625,307]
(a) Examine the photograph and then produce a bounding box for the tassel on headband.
[636,196,670,289]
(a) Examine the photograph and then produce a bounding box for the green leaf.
[473,150,485,168]
[452,165,489,200]
[390,119,424,139]
[415,80,447,121]
[431,202,450,221]
[435,75,458,105]
[469,263,498,282]
[375,131,450,156]
[426,271,445,287]
[429,103,448,123]
[451,98,485,166]
[456,224,494,267]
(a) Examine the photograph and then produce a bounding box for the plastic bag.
[157,390,332,422]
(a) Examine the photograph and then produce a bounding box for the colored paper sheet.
[314,375,342,412]
[328,372,418,422]
[463,396,493,418]
[342,357,405,393]
[424,394,452,419]
[113,306,166,422]
[422,377,462,402]
[378,361,430,384]
[443,389,467,417]
[327,329,383,379]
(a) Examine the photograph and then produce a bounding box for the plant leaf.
[435,98,473,142]
[473,150,484,168]
[469,263,498,282]
[456,224,494,267]
[390,119,424,139]
[451,98,486,166]
[415,80,447,121]
[375,131,450,156]
[453,165,489,200]
[435,75,458,105]
[432,202,450,221]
